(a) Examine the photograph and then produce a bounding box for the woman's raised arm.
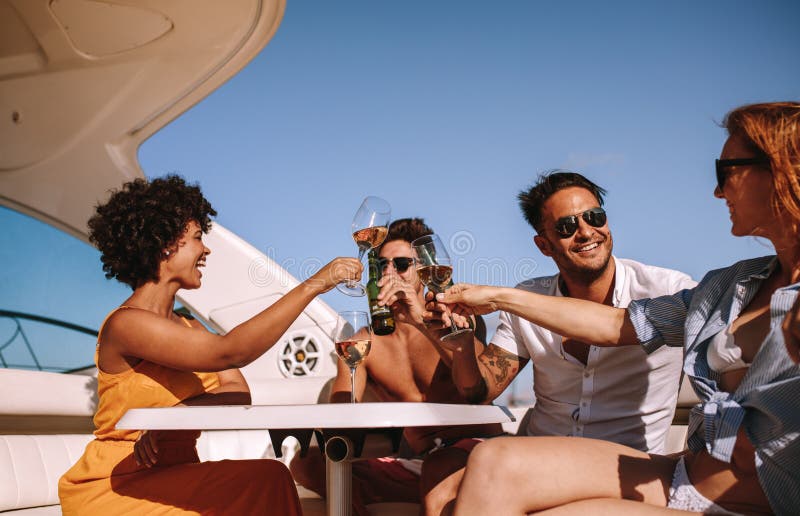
[104,257,362,372]
[437,283,640,347]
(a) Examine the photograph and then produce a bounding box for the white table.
[117,402,515,515]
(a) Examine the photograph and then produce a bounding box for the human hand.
[434,283,501,316]
[422,291,473,338]
[377,275,425,326]
[308,257,363,293]
[781,293,800,364]
[133,430,160,468]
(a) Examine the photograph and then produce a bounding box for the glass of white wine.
[333,311,372,403]
[412,234,473,341]
[336,196,392,296]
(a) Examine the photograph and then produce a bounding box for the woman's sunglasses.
[715,157,771,191]
[377,256,415,273]
[554,207,607,238]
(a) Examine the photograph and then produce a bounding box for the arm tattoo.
[480,345,523,393]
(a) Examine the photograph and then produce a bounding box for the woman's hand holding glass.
[337,196,392,296]
[307,257,363,294]
[433,283,503,317]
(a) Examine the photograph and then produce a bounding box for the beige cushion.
[0,370,95,417]
[0,435,92,512]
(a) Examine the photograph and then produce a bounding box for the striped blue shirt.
[628,255,800,515]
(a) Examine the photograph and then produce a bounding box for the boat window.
[0,206,129,373]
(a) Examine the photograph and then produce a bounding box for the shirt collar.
[554,255,621,306]
[612,256,624,306]
[743,256,778,283]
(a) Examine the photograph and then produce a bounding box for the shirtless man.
[289,218,500,515]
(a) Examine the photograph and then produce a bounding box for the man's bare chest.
[365,341,439,401]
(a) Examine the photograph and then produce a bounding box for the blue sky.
[2,1,799,391]
[138,0,799,310]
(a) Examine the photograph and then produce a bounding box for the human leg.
[452,436,677,516]
[420,438,483,516]
[420,447,467,516]
[291,451,420,515]
[104,458,302,515]
[351,457,421,505]
[289,446,327,496]
[536,499,697,515]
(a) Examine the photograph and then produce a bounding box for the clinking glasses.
[377,257,415,273]
[554,207,607,238]
[715,157,771,190]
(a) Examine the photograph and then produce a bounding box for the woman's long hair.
[724,102,800,235]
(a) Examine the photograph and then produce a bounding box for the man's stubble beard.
[555,236,614,285]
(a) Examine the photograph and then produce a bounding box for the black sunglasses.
[715,157,770,190]
[553,207,607,238]
[377,257,415,273]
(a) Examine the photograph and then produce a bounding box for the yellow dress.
[58,308,302,515]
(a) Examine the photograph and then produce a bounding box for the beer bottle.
[367,249,395,335]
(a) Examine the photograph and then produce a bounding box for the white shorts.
[666,457,741,515]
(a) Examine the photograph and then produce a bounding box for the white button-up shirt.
[493,257,696,453]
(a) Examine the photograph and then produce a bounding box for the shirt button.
[584,371,591,378]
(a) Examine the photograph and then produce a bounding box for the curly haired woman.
[58,175,361,515]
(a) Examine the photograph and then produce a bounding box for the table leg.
[325,435,354,516]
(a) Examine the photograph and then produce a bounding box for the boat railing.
[0,309,97,373]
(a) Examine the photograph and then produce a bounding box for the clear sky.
[2,1,799,393]
[138,0,800,311]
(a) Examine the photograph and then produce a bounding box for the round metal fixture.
[278,334,321,377]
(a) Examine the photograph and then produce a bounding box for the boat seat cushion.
[0,430,305,513]
[0,435,92,512]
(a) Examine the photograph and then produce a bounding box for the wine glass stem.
[350,367,357,403]
[344,248,368,289]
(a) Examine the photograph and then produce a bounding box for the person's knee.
[463,437,516,480]
[466,438,502,468]
[257,458,293,479]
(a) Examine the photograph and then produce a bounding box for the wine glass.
[333,311,372,403]
[412,234,473,341]
[336,196,392,296]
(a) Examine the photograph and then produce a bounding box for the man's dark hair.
[518,171,606,232]
[383,217,434,245]
[88,174,216,289]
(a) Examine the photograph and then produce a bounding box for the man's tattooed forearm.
[483,345,519,386]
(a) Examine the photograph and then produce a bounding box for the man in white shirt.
[419,171,696,515]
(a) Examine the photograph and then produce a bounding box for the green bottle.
[367,249,395,335]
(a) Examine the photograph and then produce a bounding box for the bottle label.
[371,303,391,316]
